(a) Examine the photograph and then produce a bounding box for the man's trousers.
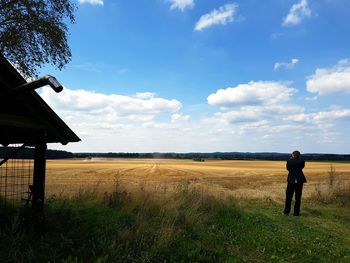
[284,183,304,216]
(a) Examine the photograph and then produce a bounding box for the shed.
[0,54,80,211]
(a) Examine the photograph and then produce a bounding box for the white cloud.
[206,81,307,140]
[274,58,299,71]
[284,113,312,123]
[78,0,104,5]
[306,59,350,96]
[171,113,190,122]
[135,92,156,99]
[214,109,261,123]
[283,0,311,26]
[41,88,181,116]
[39,87,182,141]
[39,87,194,151]
[141,114,191,130]
[285,109,350,123]
[168,0,194,11]
[210,103,304,124]
[313,109,350,122]
[194,3,237,31]
[207,81,296,107]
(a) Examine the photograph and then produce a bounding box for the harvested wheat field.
[45,158,350,200]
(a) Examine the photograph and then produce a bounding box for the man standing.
[284,150,306,216]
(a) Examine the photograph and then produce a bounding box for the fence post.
[32,142,47,211]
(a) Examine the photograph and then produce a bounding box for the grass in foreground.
[1,183,350,263]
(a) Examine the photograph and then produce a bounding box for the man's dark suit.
[284,157,306,216]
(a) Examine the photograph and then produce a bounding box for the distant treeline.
[0,147,73,159]
[2,147,349,161]
[74,152,350,162]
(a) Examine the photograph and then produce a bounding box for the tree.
[0,0,75,77]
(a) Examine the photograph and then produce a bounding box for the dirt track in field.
[45,159,350,200]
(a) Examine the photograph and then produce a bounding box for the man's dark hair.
[292,150,301,158]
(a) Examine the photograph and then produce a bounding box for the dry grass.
[312,164,350,205]
[3,159,350,262]
[45,158,350,201]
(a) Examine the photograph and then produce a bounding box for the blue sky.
[40,0,350,153]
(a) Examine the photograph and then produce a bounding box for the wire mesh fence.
[0,144,34,211]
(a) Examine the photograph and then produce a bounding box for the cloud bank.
[204,79,350,152]
[41,64,350,153]
[40,87,182,138]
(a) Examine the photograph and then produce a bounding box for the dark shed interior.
[0,54,80,146]
[0,54,80,211]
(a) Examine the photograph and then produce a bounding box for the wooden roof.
[0,54,80,145]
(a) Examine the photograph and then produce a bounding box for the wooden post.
[32,142,47,211]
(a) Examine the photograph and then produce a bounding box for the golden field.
[45,158,350,200]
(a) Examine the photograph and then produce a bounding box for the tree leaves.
[0,0,76,77]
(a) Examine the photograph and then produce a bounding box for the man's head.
[292,150,301,159]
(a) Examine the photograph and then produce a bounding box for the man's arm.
[286,160,290,171]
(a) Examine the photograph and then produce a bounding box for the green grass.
[1,185,350,263]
